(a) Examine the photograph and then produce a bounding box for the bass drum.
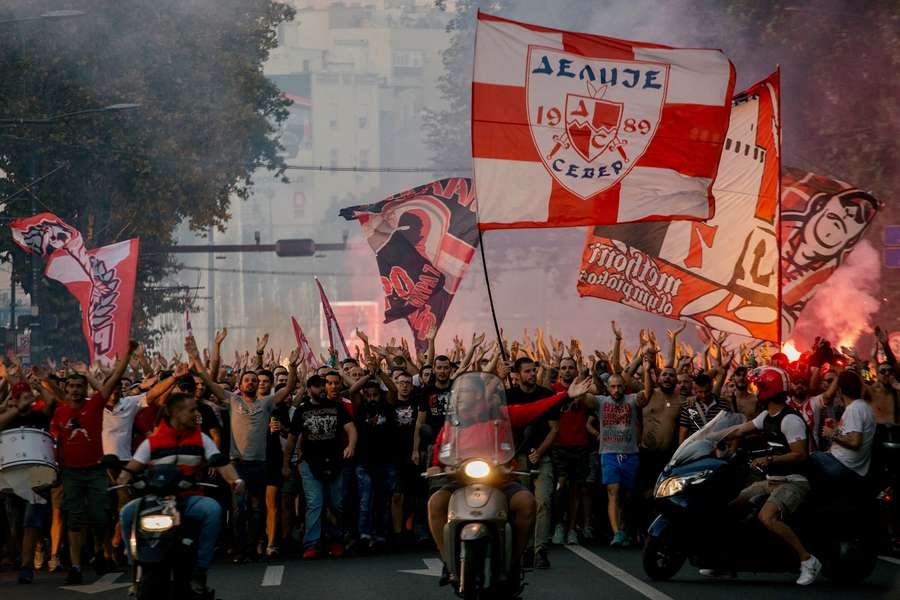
[0,428,58,491]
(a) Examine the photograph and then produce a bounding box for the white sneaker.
[796,555,821,586]
[566,530,579,545]
[551,524,565,545]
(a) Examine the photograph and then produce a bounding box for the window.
[302,59,310,72]
[293,191,306,218]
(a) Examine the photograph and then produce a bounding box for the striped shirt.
[678,396,731,435]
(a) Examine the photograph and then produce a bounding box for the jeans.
[120,495,222,568]
[300,461,344,549]
[356,463,397,541]
[516,452,554,550]
[232,460,266,555]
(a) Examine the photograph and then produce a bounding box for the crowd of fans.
[0,321,897,586]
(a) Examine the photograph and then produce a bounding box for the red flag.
[290,316,319,373]
[578,72,781,340]
[315,278,350,359]
[10,212,85,258]
[45,239,140,365]
[473,12,735,229]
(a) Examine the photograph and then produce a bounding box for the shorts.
[24,496,50,529]
[737,479,810,516]
[61,466,111,527]
[586,452,601,484]
[440,480,528,501]
[394,461,419,496]
[601,453,640,490]
[106,462,133,511]
[265,461,284,488]
[551,446,591,483]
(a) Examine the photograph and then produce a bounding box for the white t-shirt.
[102,393,149,460]
[132,432,220,464]
[829,398,876,476]
[751,408,808,481]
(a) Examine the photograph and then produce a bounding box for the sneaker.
[92,551,109,576]
[266,546,280,559]
[551,524,565,545]
[328,542,345,558]
[17,568,34,584]
[189,567,208,595]
[699,569,735,578]
[534,548,550,569]
[566,529,580,545]
[48,555,63,573]
[619,532,633,547]
[796,555,822,586]
[439,563,451,587]
[65,566,83,585]
[581,526,595,541]
[302,548,320,560]
[610,531,626,547]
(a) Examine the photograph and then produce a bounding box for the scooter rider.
[426,376,593,587]
[721,366,822,585]
[117,392,246,594]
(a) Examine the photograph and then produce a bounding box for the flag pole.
[477,229,508,361]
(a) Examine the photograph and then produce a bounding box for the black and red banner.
[340,178,478,352]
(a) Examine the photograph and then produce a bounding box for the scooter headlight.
[140,515,175,532]
[655,470,712,498]
[463,459,491,479]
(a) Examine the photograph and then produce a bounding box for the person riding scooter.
[721,366,822,585]
[117,392,246,595]
[426,375,593,589]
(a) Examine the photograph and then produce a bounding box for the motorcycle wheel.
[642,535,686,581]
[459,540,486,600]
[821,537,878,584]
[136,564,170,600]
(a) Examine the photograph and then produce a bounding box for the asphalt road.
[2,543,897,600]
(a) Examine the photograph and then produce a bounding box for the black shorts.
[551,446,591,483]
[439,480,528,501]
[265,461,283,488]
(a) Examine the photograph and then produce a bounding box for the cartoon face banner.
[578,73,782,340]
[780,167,878,335]
[44,239,140,365]
[10,212,85,259]
[472,12,735,229]
[340,178,478,352]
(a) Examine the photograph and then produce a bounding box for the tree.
[0,0,295,358]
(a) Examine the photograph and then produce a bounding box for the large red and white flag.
[578,72,781,340]
[44,239,140,365]
[10,212,85,258]
[473,12,735,229]
[315,278,350,359]
[290,316,319,373]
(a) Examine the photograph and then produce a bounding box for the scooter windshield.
[669,411,746,467]
[438,372,515,467]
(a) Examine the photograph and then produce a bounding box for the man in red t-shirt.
[550,357,593,545]
[49,341,136,585]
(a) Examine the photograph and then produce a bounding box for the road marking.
[399,557,444,577]
[261,565,285,587]
[879,555,900,566]
[566,545,675,600]
[60,572,132,594]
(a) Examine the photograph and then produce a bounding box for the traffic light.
[274,238,316,257]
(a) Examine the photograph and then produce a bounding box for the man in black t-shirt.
[412,355,453,466]
[282,376,357,559]
[506,357,559,569]
[354,380,397,547]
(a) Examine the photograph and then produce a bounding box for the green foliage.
[0,0,295,357]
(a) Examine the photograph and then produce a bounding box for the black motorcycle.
[642,412,881,584]
[110,457,225,599]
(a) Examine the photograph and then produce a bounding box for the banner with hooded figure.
[340,178,478,352]
[578,72,782,340]
[780,168,878,335]
[472,12,735,229]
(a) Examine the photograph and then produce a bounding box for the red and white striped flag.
[290,316,319,373]
[473,12,735,229]
[315,277,350,359]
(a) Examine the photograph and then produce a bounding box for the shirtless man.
[867,362,899,425]
[731,366,760,419]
